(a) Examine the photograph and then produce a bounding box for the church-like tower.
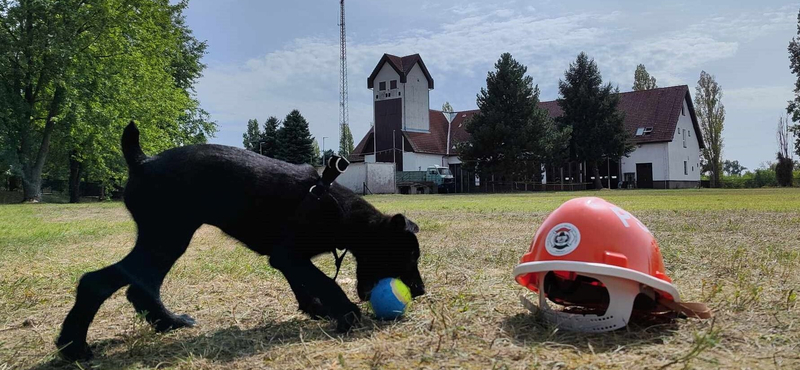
[366,54,434,170]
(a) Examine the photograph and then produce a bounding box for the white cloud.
[725,86,793,111]
[198,5,797,154]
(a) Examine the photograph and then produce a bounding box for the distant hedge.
[720,169,800,188]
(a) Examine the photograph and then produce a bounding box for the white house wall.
[372,64,401,103]
[403,152,446,171]
[620,142,669,181]
[403,64,430,132]
[667,98,702,182]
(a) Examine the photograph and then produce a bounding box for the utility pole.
[338,0,350,156]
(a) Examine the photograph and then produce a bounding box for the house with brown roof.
[352,54,704,190]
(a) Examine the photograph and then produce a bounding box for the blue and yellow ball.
[369,278,412,320]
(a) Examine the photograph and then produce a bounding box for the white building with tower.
[351,53,704,190]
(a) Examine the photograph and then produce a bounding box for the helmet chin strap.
[521,272,641,333]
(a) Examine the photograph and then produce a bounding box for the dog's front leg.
[269,248,360,332]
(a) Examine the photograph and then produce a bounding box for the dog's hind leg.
[125,224,197,333]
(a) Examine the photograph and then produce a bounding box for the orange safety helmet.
[513,197,710,332]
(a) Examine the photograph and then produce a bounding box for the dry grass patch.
[1,189,798,369]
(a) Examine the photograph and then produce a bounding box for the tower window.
[390,80,397,89]
[379,81,386,91]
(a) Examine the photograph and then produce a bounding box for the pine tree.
[243,119,261,153]
[261,116,280,158]
[277,110,315,165]
[339,124,354,158]
[457,53,569,182]
[558,52,634,189]
[632,64,658,91]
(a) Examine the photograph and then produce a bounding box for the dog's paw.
[335,305,362,333]
[56,338,93,362]
[300,298,332,320]
[154,314,196,333]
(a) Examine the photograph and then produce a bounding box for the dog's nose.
[410,284,425,298]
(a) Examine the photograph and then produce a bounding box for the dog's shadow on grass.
[29,317,392,370]
[501,312,680,353]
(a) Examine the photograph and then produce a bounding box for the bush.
[721,169,779,188]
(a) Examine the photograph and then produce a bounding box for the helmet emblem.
[545,223,581,256]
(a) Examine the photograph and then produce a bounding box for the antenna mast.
[338,0,350,154]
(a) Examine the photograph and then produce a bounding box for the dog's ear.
[391,214,419,234]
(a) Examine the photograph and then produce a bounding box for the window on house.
[390,80,397,89]
[684,161,688,175]
[379,81,386,91]
[643,127,653,135]
[683,129,686,148]
[636,128,645,136]
[681,104,685,116]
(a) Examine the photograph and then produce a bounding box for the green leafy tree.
[243,119,261,153]
[695,71,725,188]
[311,139,321,166]
[277,110,315,165]
[457,53,570,182]
[787,9,800,157]
[339,124,354,158]
[632,64,658,91]
[0,0,213,202]
[261,116,280,158]
[557,52,634,189]
[442,102,454,113]
[723,160,747,176]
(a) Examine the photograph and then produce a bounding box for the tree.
[695,71,725,188]
[442,102,454,113]
[777,115,794,186]
[311,139,321,166]
[277,110,315,165]
[261,116,280,158]
[338,124,354,158]
[788,9,800,157]
[632,64,658,91]
[457,53,570,183]
[557,52,634,189]
[723,160,747,176]
[243,119,261,153]
[0,0,214,202]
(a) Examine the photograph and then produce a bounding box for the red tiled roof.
[402,110,450,154]
[367,54,435,89]
[353,85,703,157]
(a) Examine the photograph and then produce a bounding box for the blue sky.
[183,0,800,170]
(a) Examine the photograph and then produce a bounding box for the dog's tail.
[122,121,147,169]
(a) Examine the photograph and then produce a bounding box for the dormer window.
[379,81,386,91]
[390,80,397,89]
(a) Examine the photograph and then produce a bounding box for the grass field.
[1,189,799,369]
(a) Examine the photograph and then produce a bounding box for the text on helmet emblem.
[545,223,581,256]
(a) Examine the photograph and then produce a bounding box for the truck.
[396,165,455,194]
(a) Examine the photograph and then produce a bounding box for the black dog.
[56,122,425,361]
